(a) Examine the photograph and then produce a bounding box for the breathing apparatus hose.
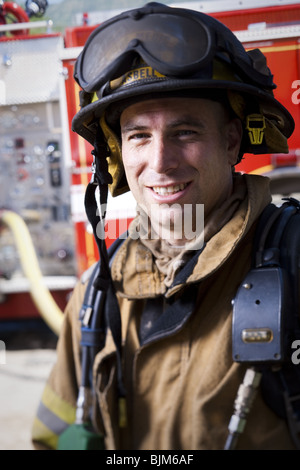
[0,210,64,335]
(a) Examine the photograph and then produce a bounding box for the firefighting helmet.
[72,2,295,197]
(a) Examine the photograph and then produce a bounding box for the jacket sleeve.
[31,279,86,450]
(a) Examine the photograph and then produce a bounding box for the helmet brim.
[72,77,294,146]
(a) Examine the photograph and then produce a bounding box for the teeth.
[152,183,187,195]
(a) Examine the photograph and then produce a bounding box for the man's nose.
[149,136,180,173]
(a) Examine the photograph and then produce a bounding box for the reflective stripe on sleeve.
[32,384,76,449]
[36,401,71,435]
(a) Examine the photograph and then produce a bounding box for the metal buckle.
[90,151,99,185]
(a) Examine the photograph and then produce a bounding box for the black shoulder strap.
[78,233,127,413]
[80,235,127,344]
[258,199,300,449]
[232,198,300,363]
[229,197,300,449]
[253,198,299,270]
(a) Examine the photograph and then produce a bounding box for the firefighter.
[32,3,296,450]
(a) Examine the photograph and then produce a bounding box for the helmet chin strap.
[84,131,112,291]
[84,125,126,398]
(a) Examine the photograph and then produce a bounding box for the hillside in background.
[17,0,192,33]
[45,0,169,31]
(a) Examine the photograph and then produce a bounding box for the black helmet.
[72,2,294,197]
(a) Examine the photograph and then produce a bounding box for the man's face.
[120,97,242,245]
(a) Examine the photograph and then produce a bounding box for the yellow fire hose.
[0,210,64,335]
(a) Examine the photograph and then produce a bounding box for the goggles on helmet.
[74,2,275,94]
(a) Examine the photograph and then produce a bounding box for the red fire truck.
[0,0,299,334]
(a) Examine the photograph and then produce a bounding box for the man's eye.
[129,132,149,140]
[176,129,196,136]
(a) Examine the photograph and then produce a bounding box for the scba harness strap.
[79,235,127,396]
[228,197,300,450]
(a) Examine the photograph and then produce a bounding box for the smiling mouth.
[152,183,189,196]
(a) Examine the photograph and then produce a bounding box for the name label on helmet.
[111,66,166,90]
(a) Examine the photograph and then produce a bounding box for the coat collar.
[111,174,272,299]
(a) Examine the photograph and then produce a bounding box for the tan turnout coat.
[32,174,296,450]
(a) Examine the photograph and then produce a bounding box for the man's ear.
[226,118,243,166]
